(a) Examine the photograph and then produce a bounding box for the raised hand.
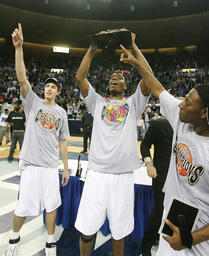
[120,44,138,66]
[12,23,23,49]
[131,32,136,44]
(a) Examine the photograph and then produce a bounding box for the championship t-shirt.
[20,88,70,168]
[160,90,209,255]
[84,82,149,174]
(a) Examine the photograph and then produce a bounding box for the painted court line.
[0,171,20,181]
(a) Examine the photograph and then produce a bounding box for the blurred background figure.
[6,105,25,162]
[140,116,173,256]
[80,108,93,153]
[0,106,11,146]
[137,115,145,141]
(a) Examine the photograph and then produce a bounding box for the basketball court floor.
[0,136,158,255]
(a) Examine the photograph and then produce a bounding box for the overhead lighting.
[173,0,178,8]
[53,46,69,53]
[130,5,135,12]
[158,47,177,53]
[184,45,197,51]
[141,49,156,53]
[51,68,64,74]
[0,37,6,43]
[182,68,198,72]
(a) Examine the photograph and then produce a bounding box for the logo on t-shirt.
[101,103,129,122]
[35,109,60,130]
[173,142,205,185]
[0,117,7,123]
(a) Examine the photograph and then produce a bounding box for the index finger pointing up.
[18,23,22,33]
[120,44,129,54]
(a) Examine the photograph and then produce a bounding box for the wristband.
[177,214,193,249]
[144,157,152,164]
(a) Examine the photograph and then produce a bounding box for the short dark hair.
[195,85,209,108]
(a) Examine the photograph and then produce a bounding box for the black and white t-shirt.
[7,112,25,130]
[0,113,8,127]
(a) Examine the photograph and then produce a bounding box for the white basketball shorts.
[75,170,134,240]
[15,164,61,217]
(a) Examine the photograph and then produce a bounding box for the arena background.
[0,1,209,255]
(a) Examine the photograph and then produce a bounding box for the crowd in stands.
[0,50,209,120]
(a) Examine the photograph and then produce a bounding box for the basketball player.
[74,32,151,256]
[5,23,70,256]
[120,44,209,256]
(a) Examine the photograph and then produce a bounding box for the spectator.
[6,105,25,162]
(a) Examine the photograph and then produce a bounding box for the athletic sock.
[47,234,55,243]
[10,231,20,240]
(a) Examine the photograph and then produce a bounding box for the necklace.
[105,97,127,122]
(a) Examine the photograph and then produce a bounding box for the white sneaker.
[45,242,57,256]
[5,237,20,256]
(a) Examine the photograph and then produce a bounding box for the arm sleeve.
[84,83,101,117]
[159,90,182,129]
[132,81,150,120]
[140,120,157,160]
[20,87,40,115]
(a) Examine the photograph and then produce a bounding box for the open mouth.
[110,82,118,86]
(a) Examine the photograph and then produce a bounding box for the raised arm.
[12,23,30,97]
[120,44,165,99]
[75,46,96,98]
[131,33,153,75]
[128,33,150,96]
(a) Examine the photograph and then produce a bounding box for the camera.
[90,29,132,50]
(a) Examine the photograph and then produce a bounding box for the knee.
[80,233,95,243]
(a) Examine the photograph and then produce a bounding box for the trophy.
[90,29,132,49]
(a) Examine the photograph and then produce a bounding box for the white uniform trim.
[75,170,134,240]
[15,165,61,217]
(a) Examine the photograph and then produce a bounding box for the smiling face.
[108,73,127,97]
[178,88,205,124]
[44,82,60,101]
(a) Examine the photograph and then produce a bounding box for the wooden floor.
[0,136,157,256]
[0,136,152,161]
